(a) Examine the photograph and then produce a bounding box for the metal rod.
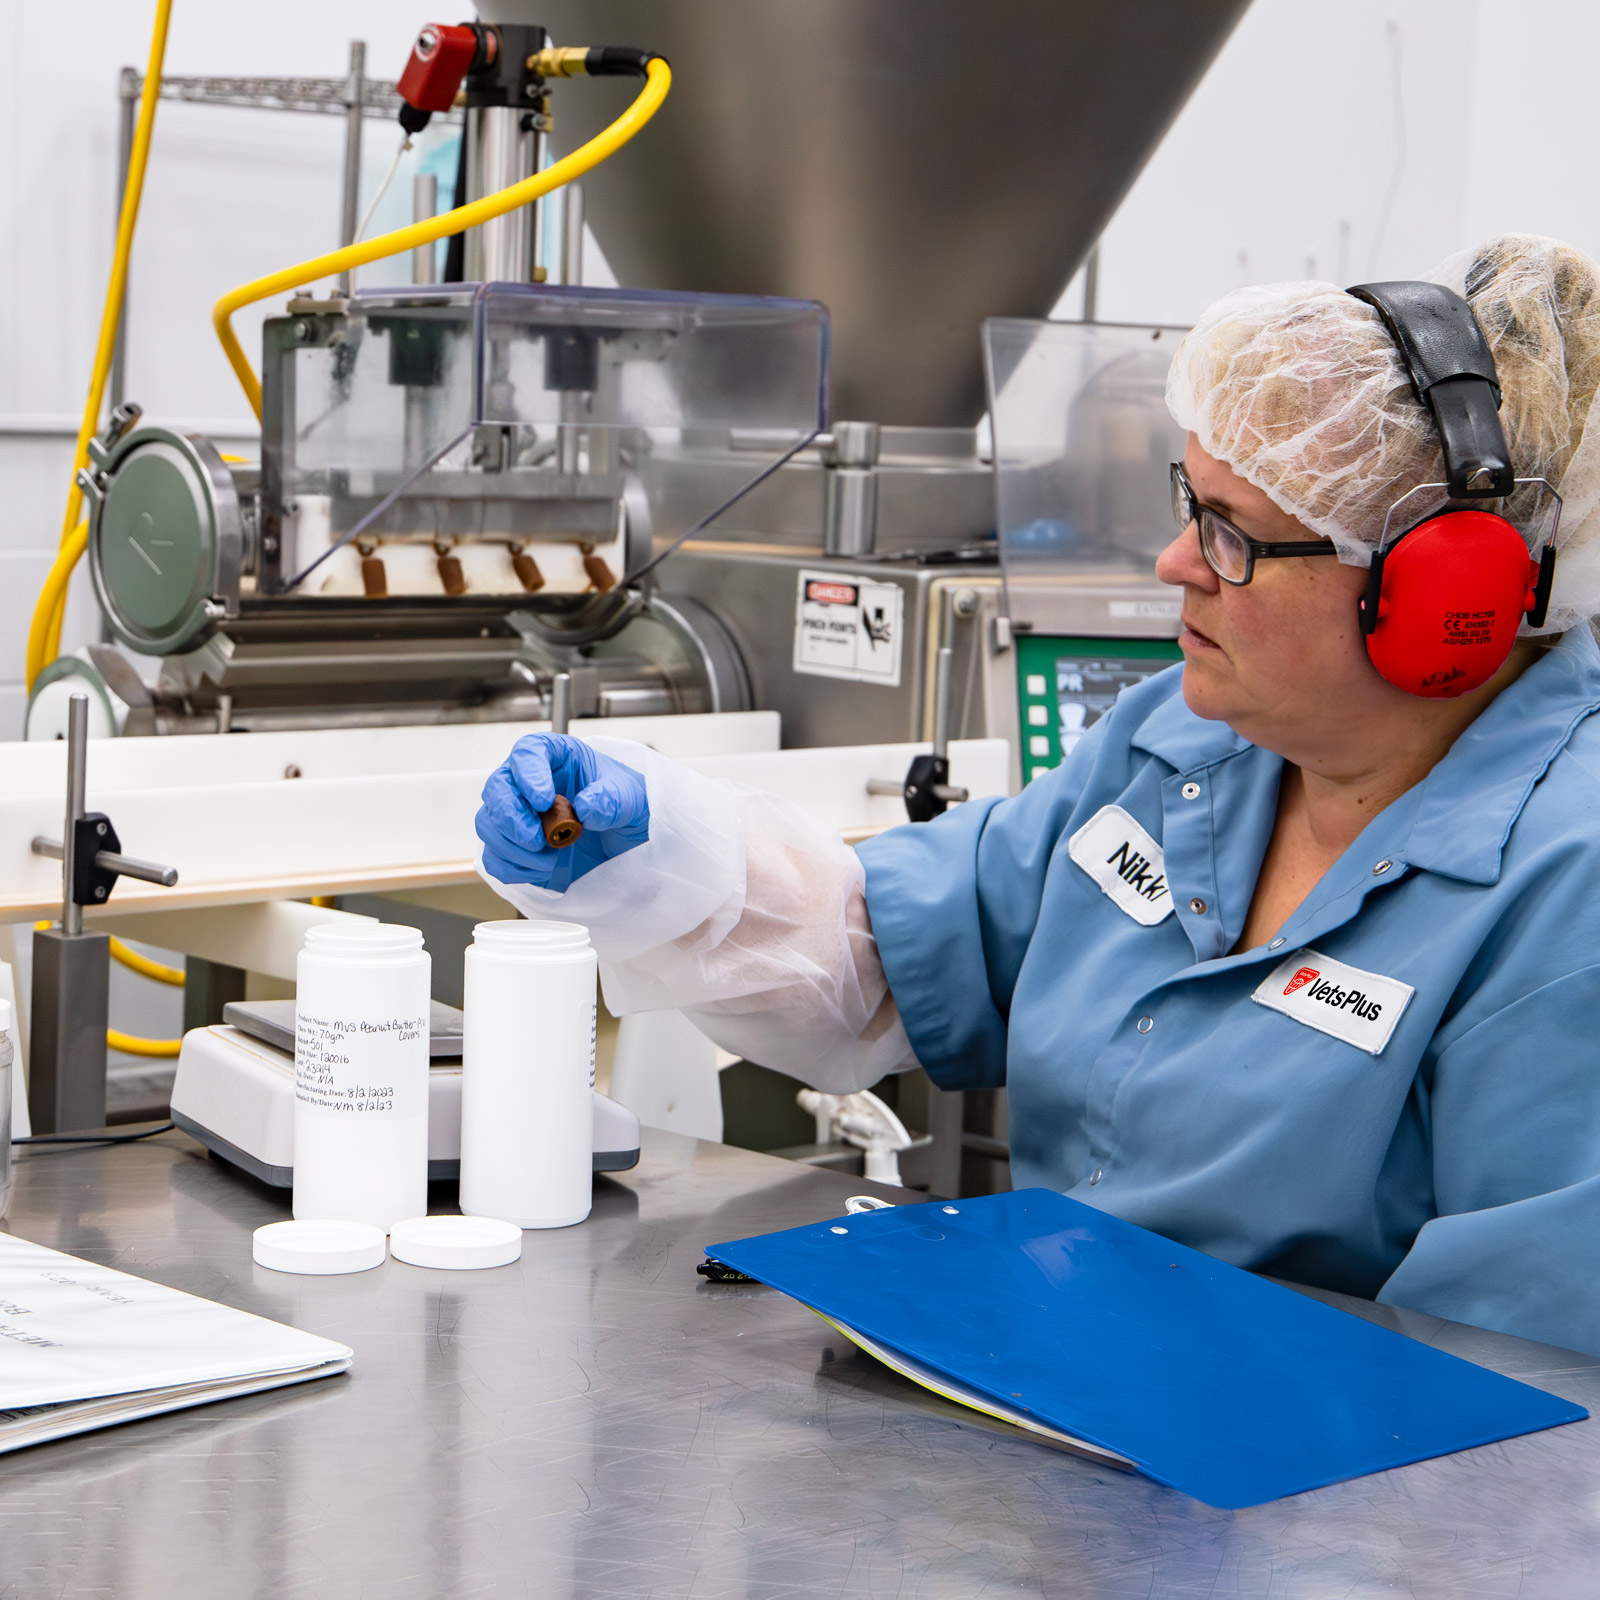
[550,672,572,737]
[338,40,366,295]
[530,129,549,277]
[961,1131,1010,1161]
[555,183,587,474]
[561,182,585,287]
[94,851,178,888]
[865,778,904,797]
[412,172,438,285]
[32,841,178,888]
[1081,244,1100,324]
[933,645,954,758]
[62,695,88,936]
[109,68,138,412]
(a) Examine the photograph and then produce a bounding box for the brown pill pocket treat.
[360,556,388,598]
[437,554,468,596]
[540,795,583,848]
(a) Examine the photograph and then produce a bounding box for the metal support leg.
[24,693,178,1132]
[338,40,366,295]
[29,929,110,1134]
[182,958,248,1031]
[923,1082,965,1199]
[109,67,138,413]
[412,173,438,285]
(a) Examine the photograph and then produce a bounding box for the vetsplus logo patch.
[1252,947,1415,1055]
[1296,973,1384,1022]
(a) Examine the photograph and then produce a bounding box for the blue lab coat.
[859,627,1600,1356]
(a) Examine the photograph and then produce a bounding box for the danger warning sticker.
[793,569,904,686]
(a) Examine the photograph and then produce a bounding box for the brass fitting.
[527,46,590,77]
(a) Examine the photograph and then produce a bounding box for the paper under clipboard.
[707,1189,1587,1509]
[815,1310,1133,1468]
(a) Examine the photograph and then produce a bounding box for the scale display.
[1015,635,1181,783]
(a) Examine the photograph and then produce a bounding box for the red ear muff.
[1359,510,1541,698]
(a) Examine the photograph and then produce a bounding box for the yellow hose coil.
[25,0,171,692]
[107,1029,182,1059]
[214,56,671,418]
[109,938,185,986]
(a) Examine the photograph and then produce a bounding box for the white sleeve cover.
[479,737,918,1094]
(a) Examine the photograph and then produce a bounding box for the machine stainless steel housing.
[69,0,1248,757]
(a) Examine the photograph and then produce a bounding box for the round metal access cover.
[86,426,240,655]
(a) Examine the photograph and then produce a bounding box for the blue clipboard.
[707,1189,1587,1508]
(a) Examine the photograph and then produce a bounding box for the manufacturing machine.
[46,0,1251,787]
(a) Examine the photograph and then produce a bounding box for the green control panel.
[1015,635,1183,784]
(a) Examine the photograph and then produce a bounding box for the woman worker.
[477,234,1600,1357]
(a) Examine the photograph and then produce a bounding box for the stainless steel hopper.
[484,0,1250,425]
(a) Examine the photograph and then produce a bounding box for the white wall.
[1066,0,1476,324]
[3,0,1599,737]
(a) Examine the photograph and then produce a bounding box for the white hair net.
[1166,234,1600,633]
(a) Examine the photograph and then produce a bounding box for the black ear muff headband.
[1346,280,1515,499]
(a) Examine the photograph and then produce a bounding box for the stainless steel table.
[2,1128,1598,1599]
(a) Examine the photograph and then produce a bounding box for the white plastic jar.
[460,920,596,1229]
[0,998,12,1220]
[294,922,431,1232]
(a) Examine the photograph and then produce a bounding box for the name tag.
[1251,948,1414,1055]
[1067,805,1174,926]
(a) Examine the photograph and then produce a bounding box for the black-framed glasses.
[1170,462,1339,585]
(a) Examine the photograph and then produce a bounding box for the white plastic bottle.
[294,923,431,1231]
[460,920,596,1229]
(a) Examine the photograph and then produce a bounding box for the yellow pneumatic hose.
[215,56,671,417]
[24,0,171,692]
[107,1029,183,1060]
[109,939,185,986]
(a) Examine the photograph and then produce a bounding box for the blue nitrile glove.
[476,734,651,893]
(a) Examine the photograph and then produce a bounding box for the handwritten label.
[295,1010,428,1119]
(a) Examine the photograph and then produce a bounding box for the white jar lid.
[472,918,590,955]
[253,1219,388,1275]
[303,921,425,958]
[389,1214,523,1270]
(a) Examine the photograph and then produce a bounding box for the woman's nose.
[1155,520,1218,592]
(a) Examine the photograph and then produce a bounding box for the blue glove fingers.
[537,733,605,798]
[479,837,542,888]
[478,772,552,860]
[573,774,635,831]
[501,735,559,813]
